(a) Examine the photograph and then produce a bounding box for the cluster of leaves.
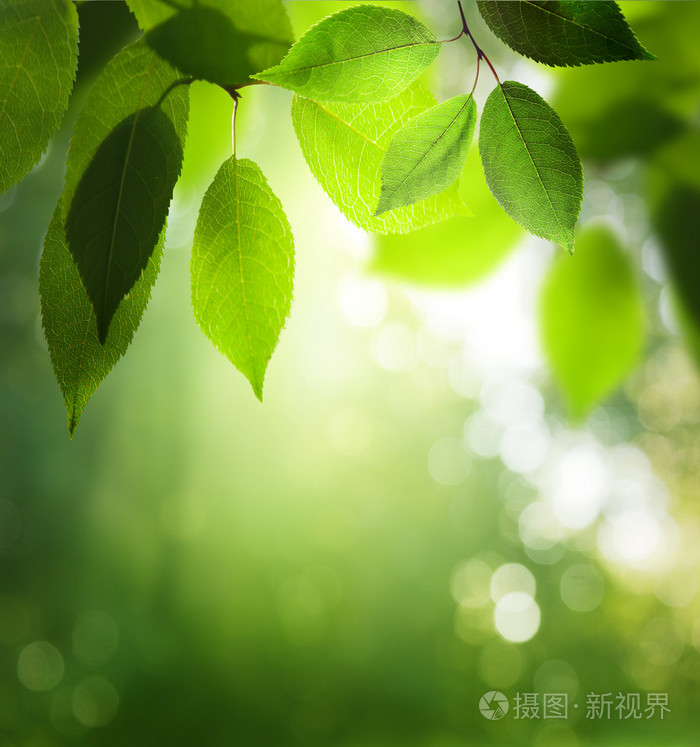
[0,0,656,435]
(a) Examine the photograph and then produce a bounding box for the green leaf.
[376,94,477,216]
[191,157,294,401]
[477,0,655,67]
[479,81,582,253]
[647,131,700,363]
[539,225,645,419]
[648,132,700,350]
[0,0,78,194]
[40,203,164,437]
[62,42,189,343]
[254,5,439,102]
[549,2,700,139]
[372,149,523,287]
[653,182,700,334]
[126,0,294,87]
[292,83,469,235]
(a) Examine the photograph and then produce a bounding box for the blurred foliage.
[1,2,700,746]
[539,225,645,420]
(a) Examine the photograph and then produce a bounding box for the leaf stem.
[232,93,239,158]
[235,79,273,90]
[440,28,465,44]
[221,86,242,156]
[470,53,481,98]
[457,0,501,85]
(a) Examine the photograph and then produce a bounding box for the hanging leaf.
[372,149,523,286]
[292,83,468,235]
[61,43,189,343]
[0,0,78,194]
[255,5,439,103]
[125,0,294,87]
[376,94,477,216]
[191,158,295,401]
[539,225,645,419]
[479,81,582,253]
[40,203,164,437]
[477,0,655,67]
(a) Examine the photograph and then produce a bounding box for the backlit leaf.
[376,94,477,216]
[477,0,655,67]
[255,5,439,102]
[0,0,78,194]
[292,83,469,235]
[126,0,294,87]
[479,81,582,253]
[40,203,164,437]
[191,158,294,401]
[62,43,189,343]
[539,225,645,419]
[372,149,523,287]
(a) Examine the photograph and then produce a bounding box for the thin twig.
[457,0,501,85]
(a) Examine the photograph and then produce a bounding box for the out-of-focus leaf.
[652,182,700,337]
[191,158,294,401]
[371,148,522,287]
[61,43,189,343]
[0,0,78,194]
[40,203,163,437]
[376,94,476,216]
[651,130,700,192]
[574,99,686,163]
[479,81,582,253]
[539,225,645,419]
[648,130,700,355]
[255,5,439,102]
[292,83,468,236]
[477,0,654,67]
[126,0,293,87]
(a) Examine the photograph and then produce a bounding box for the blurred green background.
[1,1,700,745]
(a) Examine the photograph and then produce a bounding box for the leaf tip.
[250,377,264,403]
[96,311,114,346]
[560,233,576,256]
[565,389,597,423]
[374,194,392,217]
[241,363,266,403]
[67,408,80,439]
[97,325,109,347]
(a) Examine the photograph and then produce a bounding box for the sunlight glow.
[495,592,541,643]
[490,563,537,602]
[17,642,64,691]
